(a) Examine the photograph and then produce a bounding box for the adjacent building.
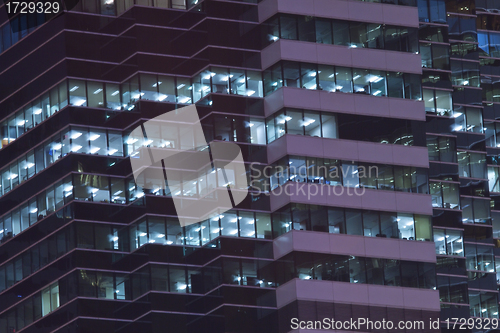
[0,0,497,332]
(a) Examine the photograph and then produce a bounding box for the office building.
[0,0,497,332]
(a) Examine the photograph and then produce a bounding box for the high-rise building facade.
[0,0,498,332]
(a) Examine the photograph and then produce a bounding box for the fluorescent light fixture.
[229,229,238,235]
[309,72,317,77]
[108,148,118,155]
[70,132,82,139]
[157,94,167,101]
[93,88,103,94]
[90,147,100,154]
[454,125,463,131]
[71,145,82,152]
[65,186,74,192]
[353,75,361,80]
[74,99,86,106]
[246,90,255,96]
[30,208,38,213]
[111,90,119,96]
[166,240,173,245]
[17,120,26,126]
[89,134,100,141]
[53,143,62,150]
[177,84,186,89]
[69,86,79,92]
[143,139,153,146]
[453,112,463,118]
[33,108,42,115]
[178,97,191,104]
[136,192,145,198]
[126,138,138,144]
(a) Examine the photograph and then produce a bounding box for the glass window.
[315,19,332,44]
[404,73,421,100]
[353,69,369,94]
[318,65,335,92]
[256,213,272,239]
[230,69,246,96]
[466,108,483,133]
[239,211,256,238]
[221,211,238,236]
[285,109,303,135]
[211,67,230,94]
[69,80,87,107]
[345,210,362,235]
[87,81,104,108]
[176,77,192,104]
[105,83,121,110]
[366,24,383,49]
[300,63,317,89]
[362,211,379,237]
[59,81,68,109]
[100,0,115,15]
[169,267,187,292]
[387,72,404,98]
[247,70,263,97]
[335,67,353,93]
[297,16,316,42]
[332,21,350,46]
[263,63,282,95]
[283,62,300,88]
[384,259,401,286]
[303,111,321,137]
[380,212,398,238]
[321,114,337,139]
[249,118,265,144]
[432,44,450,70]
[280,16,297,40]
[415,215,432,241]
[349,22,367,48]
[369,70,386,97]
[156,75,176,103]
